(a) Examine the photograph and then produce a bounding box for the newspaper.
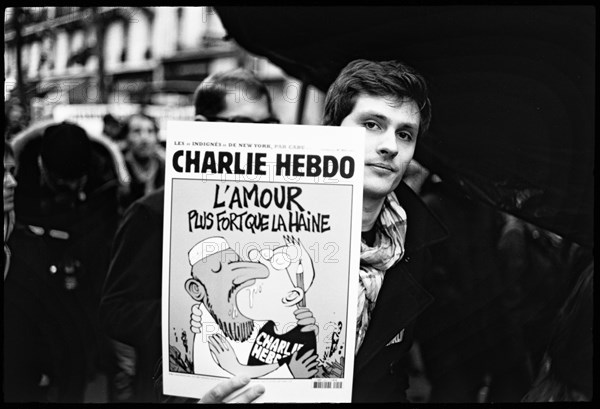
[161,121,364,402]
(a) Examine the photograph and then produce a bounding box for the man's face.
[190,248,269,341]
[4,153,17,212]
[8,106,25,132]
[340,94,420,201]
[103,121,121,138]
[127,116,158,159]
[41,161,87,194]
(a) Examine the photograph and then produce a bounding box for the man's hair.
[193,68,273,118]
[323,59,432,137]
[103,113,120,126]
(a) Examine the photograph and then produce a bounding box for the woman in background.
[119,113,165,211]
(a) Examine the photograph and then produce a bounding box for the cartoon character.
[185,236,318,378]
[324,321,343,360]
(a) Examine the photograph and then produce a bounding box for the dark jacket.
[13,127,121,309]
[99,188,165,402]
[352,182,447,402]
[4,227,94,402]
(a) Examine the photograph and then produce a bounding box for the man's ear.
[185,278,206,303]
[282,287,304,306]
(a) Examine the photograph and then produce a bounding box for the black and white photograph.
[3,6,593,403]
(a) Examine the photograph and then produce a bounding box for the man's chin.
[364,186,395,201]
[364,177,401,197]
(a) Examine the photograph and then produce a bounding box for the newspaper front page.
[161,121,364,402]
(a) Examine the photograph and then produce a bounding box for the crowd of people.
[3,60,593,403]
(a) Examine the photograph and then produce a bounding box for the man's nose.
[376,129,399,158]
[232,261,270,285]
[7,174,18,188]
[143,130,155,140]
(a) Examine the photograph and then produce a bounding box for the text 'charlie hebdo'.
[172,151,355,179]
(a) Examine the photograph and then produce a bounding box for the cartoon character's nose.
[231,261,270,285]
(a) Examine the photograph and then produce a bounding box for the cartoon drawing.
[184,235,319,379]
[324,321,343,360]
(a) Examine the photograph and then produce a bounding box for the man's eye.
[396,132,413,141]
[363,121,380,130]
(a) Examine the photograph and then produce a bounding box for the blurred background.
[5,7,327,403]
[4,6,325,139]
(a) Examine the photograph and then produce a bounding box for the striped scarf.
[4,210,15,280]
[355,192,407,354]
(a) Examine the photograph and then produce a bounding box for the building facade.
[4,7,324,133]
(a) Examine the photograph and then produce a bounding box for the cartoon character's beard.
[215,316,254,342]
[204,300,254,342]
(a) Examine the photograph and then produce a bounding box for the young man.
[99,68,279,403]
[323,59,446,402]
[187,59,446,402]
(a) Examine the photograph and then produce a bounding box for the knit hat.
[41,122,91,179]
[188,236,230,266]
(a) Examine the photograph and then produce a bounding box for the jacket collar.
[394,181,448,254]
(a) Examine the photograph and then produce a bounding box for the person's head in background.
[5,102,28,141]
[102,113,123,140]
[323,59,431,226]
[193,68,279,124]
[121,113,160,162]
[39,122,91,200]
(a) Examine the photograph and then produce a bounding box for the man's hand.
[190,303,202,334]
[199,375,265,403]
[288,349,318,379]
[294,307,319,335]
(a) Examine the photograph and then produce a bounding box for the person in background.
[10,122,122,401]
[4,140,77,402]
[118,113,165,211]
[4,141,17,279]
[3,139,48,402]
[496,214,593,402]
[4,100,28,142]
[413,175,533,403]
[101,114,125,151]
[521,260,593,402]
[99,68,278,403]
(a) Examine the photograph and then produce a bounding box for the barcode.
[313,381,343,389]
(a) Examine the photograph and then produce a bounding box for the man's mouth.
[367,162,397,172]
